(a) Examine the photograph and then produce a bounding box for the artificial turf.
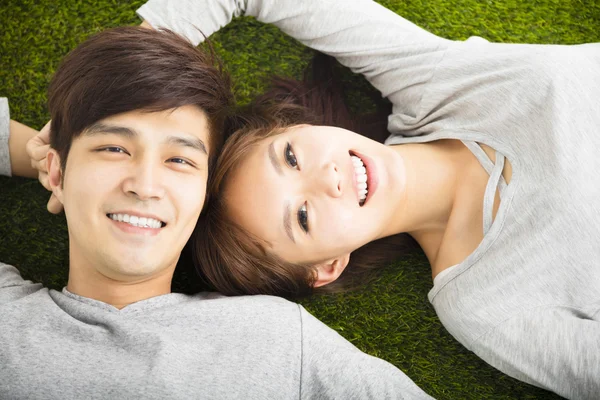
[0,0,598,398]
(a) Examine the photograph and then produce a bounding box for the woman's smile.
[349,150,378,207]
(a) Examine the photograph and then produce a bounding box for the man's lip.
[109,219,163,236]
[105,210,167,225]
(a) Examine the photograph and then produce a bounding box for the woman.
[173,1,599,399]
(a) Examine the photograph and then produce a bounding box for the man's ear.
[46,149,65,204]
[313,254,350,288]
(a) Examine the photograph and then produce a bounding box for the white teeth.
[351,154,369,204]
[108,213,163,229]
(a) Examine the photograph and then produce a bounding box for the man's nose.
[122,159,166,201]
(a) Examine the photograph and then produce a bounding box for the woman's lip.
[350,150,378,206]
[349,154,361,204]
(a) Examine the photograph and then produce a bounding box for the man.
[0,26,433,399]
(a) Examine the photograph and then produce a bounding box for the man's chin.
[98,254,174,282]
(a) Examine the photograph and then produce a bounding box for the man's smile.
[107,212,167,236]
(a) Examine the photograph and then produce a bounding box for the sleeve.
[0,98,12,177]
[298,305,434,400]
[0,262,44,305]
[472,305,600,400]
[137,0,451,124]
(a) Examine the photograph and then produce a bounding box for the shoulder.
[194,292,300,311]
[189,292,304,327]
[0,262,45,306]
[184,293,349,346]
[433,39,593,88]
[0,262,24,286]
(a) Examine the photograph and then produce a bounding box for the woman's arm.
[0,97,38,178]
[137,0,451,121]
[474,307,600,399]
[8,120,39,179]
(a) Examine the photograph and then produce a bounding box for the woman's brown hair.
[193,54,417,299]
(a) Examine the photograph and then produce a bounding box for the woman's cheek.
[327,208,356,242]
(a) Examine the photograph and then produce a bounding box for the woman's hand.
[25,120,63,214]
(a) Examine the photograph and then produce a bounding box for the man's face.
[50,106,210,282]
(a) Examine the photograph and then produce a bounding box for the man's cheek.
[181,189,205,225]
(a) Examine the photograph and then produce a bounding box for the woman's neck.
[381,140,468,263]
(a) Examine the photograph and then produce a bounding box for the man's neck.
[66,251,176,309]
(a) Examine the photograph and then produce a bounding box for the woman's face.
[225,125,406,271]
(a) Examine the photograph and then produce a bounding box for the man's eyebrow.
[166,136,207,155]
[283,201,295,243]
[82,122,207,155]
[268,141,283,176]
[83,122,137,138]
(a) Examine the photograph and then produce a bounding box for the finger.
[30,156,48,173]
[26,120,51,158]
[38,172,51,191]
[39,120,52,140]
[29,144,50,162]
[47,194,63,214]
[26,136,40,158]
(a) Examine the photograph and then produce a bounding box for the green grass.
[1,0,598,398]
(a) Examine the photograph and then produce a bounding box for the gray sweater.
[0,98,9,177]
[0,263,431,399]
[136,0,600,399]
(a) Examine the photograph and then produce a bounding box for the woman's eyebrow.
[283,201,295,243]
[268,140,294,242]
[268,141,283,176]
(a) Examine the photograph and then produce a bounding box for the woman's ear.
[46,149,65,205]
[313,254,350,288]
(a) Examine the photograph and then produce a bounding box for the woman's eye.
[298,203,309,233]
[284,143,298,169]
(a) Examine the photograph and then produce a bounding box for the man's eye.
[285,143,298,169]
[101,147,127,154]
[298,203,309,233]
[168,157,192,166]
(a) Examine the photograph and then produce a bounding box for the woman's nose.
[317,161,342,198]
